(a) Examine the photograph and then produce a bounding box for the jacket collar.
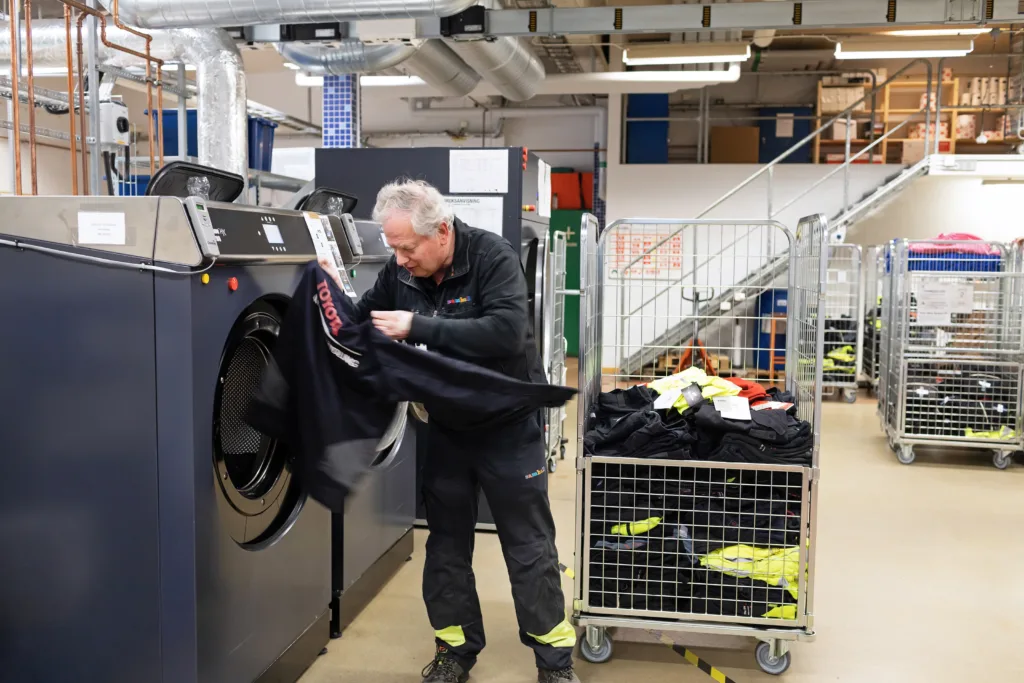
[398,217,470,288]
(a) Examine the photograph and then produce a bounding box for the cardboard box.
[831,119,856,140]
[911,121,950,140]
[710,126,760,163]
[942,67,954,82]
[821,86,866,113]
[956,114,977,140]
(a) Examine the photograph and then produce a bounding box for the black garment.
[245,263,576,512]
[593,386,656,427]
[710,432,813,466]
[422,419,571,672]
[583,410,694,460]
[354,218,546,400]
[350,225,574,672]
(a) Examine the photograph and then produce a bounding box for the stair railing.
[617,59,935,328]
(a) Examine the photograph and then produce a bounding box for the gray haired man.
[321,178,581,683]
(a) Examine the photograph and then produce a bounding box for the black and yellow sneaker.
[421,648,469,683]
[538,666,581,683]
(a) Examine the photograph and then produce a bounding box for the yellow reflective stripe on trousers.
[435,625,466,647]
[527,619,576,648]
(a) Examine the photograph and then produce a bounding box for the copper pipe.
[8,0,22,195]
[75,11,89,192]
[156,64,164,166]
[61,0,166,185]
[110,0,161,176]
[24,0,38,195]
[64,4,79,194]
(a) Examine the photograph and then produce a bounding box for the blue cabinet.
[758,107,813,164]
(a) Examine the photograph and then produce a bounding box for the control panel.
[182,200,358,295]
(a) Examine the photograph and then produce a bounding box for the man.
[319,179,580,683]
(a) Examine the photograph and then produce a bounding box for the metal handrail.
[620,59,934,323]
[619,59,933,276]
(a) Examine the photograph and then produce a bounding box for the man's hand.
[317,257,345,290]
[371,310,413,340]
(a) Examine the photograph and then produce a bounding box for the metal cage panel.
[879,239,1024,462]
[822,243,864,400]
[573,214,828,649]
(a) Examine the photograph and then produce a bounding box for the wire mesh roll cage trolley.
[862,246,886,397]
[877,238,1024,470]
[542,230,571,473]
[822,243,864,404]
[572,214,828,675]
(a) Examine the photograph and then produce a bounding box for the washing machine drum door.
[371,401,409,469]
[214,302,301,548]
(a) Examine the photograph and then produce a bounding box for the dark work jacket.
[353,218,547,427]
[246,263,576,512]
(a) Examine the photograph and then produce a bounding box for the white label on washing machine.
[78,211,126,245]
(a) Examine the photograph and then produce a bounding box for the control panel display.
[262,223,284,245]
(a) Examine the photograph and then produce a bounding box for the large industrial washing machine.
[0,164,400,683]
[313,147,553,532]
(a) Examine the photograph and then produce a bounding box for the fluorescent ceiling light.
[295,73,325,87]
[835,37,974,59]
[623,42,751,66]
[885,28,990,37]
[360,74,425,87]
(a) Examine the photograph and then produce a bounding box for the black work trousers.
[422,415,574,672]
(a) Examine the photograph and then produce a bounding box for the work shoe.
[538,667,581,683]
[421,650,469,683]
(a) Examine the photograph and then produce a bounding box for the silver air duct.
[277,38,482,98]
[398,40,480,97]
[0,20,246,179]
[94,0,477,30]
[446,37,544,101]
[277,40,419,75]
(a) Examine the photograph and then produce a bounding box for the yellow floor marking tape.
[654,632,737,683]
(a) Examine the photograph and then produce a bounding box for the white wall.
[848,175,1024,245]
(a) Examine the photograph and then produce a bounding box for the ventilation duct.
[397,40,480,97]
[0,20,246,179]
[94,0,477,30]
[276,39,481,97]
[277,40,419,75]
[446,37,544,101]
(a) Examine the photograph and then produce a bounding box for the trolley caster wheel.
[579,629,613,664]
[547,457,558,474]
[843,389,858,404]
[993,451,1013,470]
[897,445,915,465]
[560,444,567,460]
[755,641,791,676]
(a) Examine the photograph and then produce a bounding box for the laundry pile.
[582,368,812,620]
[583,367,811,466]
[823,316,858,382]
[902,363,1019,440]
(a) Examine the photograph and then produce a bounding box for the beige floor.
[300,393,1024,683]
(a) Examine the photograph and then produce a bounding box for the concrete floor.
[300,393,1024,683]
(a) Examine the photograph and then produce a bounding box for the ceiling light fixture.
[295,73,325,87]
[835,37,974,60]
[884,28,990,37]
[623,42,751,66]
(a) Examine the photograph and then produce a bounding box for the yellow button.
[201,273,210,284]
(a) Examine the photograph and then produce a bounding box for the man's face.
[382,212,451,278]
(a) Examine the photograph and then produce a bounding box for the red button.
[228,277,239,292]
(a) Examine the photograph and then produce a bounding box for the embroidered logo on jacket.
[525,468,545,480]
[316,279,343,337]
[446,296,472,305]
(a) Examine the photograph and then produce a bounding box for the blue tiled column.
[322,74,360,148]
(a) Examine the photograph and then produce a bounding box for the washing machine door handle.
[370,402,409,470]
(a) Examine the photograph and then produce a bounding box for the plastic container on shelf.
[148,109,199,158]
[248,116,279,172]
